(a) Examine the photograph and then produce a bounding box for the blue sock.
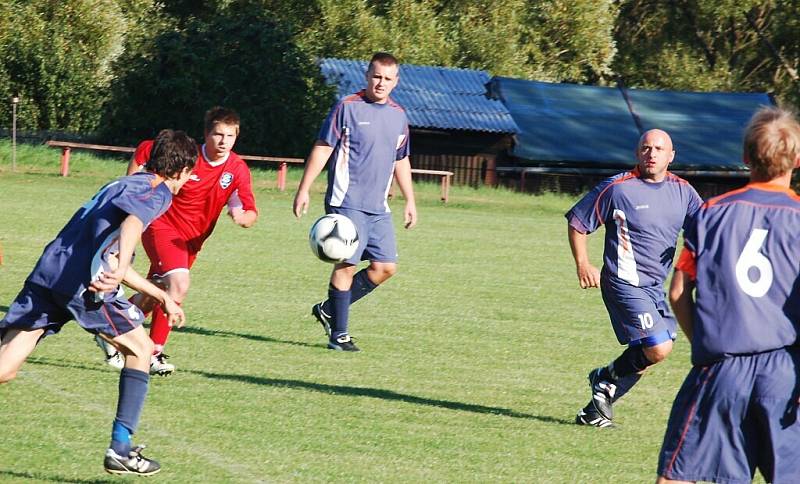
[349,269,378,304]
[110,368,150,455]
[110,421,133,456]
[329,286,352,340]
[321,269,378,316]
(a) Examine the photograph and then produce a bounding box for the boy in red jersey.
[99,107,258,375]
[658,107,800,483]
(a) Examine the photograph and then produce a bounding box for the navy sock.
[329,286,352,340]
[349,269,378,304]
[611,373,642,402]
[110,368,149,454]
[321,269,378,315]
[610,346,653,379]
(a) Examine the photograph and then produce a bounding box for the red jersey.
[133,140,258,252]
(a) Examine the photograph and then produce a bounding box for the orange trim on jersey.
[592,169,639,224]
[704,183,800,210]
[149,174,165,188]
[747,181,800,198]
[665,171,692,185]
[675,247,697,281]
[330,92,367,140]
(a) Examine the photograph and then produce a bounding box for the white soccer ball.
[309,214,359,263]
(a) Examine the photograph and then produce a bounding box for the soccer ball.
[309,214,359,263]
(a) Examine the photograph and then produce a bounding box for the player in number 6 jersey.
[658,108,800,483]
[565,129,702,427]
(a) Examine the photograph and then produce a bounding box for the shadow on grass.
[27,357,115,375]
[0,305,9,312]
[192,369,574,426]
[0,469,114,483]
[178,326,318,349]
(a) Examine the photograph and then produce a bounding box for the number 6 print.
[735,229,773,297]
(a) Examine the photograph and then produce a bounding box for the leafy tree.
[614,0,799,108]
[0,0,136,132]
[101,4,333,156]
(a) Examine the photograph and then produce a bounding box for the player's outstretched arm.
[122,266,186,328]
[568,225,600,288]
[669,269,695,342]
[293,142,333,218]
[393,156,417,229]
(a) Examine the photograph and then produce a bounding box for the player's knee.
[167,274,191,300]
[119,333,154,360]
[644,340,673,364]
[371,263,397,282]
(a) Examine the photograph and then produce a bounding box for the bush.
[101,4,334,157]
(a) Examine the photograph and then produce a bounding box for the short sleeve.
[396,122,410,160]
[318,101,344,148]
[133,140,154,167]
[231,161,258,213]
[683,186,704,231]
[111,180,171,227]
[564,176,616,235]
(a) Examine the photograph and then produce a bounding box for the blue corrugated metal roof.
[488,77,640,165]
[319,58,519,134]
[627,89,773,171]
[489,77,774,170]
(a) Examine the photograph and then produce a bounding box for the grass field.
[0,141,742,483]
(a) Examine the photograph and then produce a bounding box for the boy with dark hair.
[658,107,800,482]
[0,129,196,475]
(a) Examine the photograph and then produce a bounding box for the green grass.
[0,141,748,483]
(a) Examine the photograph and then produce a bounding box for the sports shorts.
[141,224,198,279]
[0,282,145,339]
[600,275,676,347]
[327,206,397,264]
[658,347,800,483]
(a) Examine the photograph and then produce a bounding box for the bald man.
[565,130,703,427]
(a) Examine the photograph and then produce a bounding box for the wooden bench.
[389,168,454,203]
[45,140,304,191]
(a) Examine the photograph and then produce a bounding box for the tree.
[0,0,139,132]
[101,4,334,156]
[614,0,799,108]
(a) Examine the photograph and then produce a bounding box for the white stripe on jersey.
[613,209,640,286]
[330,127,351,207]
[89,229,125,302]
[383,161,397,213]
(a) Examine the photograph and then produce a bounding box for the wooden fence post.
[60,147,71,177]
[277,162,288,191]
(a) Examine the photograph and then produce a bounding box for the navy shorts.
[600,276,676,346]
[327,206,397,264]
[0,282,145,339]
[658,347,800,483]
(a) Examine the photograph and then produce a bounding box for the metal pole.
[11,95,19,171]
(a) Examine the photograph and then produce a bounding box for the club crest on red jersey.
[219,172,234,189]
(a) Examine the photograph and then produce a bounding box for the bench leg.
[440,175,451,203]
[277,162,287,191]
[60,147,71,177]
